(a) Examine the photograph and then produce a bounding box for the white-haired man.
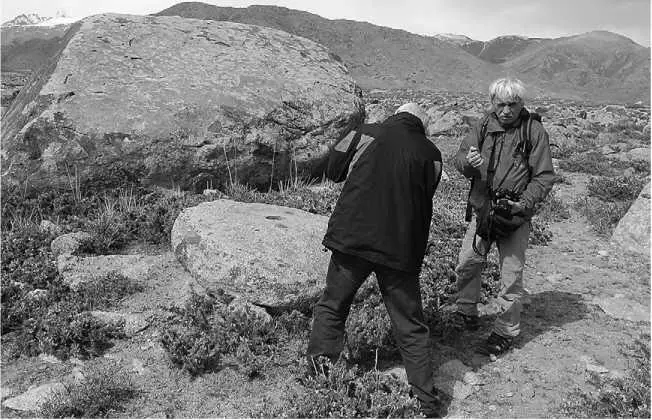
[453,78,555,355]
[307,103,444,416]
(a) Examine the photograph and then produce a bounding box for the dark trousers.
[307,250,437,411]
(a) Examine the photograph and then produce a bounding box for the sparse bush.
[160,293,283,377]
[16,302,124,360]
[574,196,631,236]
[559,151,614,175]
[282,359,421,418]
[560,335,650,418]
[530,220,553,246]
[535,191,571,223]
[587,175,647,202]
[345,290,397,364]
[41,361,137,418]
[5,273,141,359]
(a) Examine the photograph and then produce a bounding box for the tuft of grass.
[41,361,137,418]
[560,335,650,418]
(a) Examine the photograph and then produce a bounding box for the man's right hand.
[466,146,484,168]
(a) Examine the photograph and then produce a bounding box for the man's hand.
[505,199,525,215]
[466,146,484,168]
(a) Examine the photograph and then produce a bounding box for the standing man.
[453,78,555,356]
[307,103,443,416]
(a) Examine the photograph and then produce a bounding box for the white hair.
[395,102,429,127]
[489,78,526,104]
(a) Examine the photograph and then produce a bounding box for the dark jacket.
[454,109,555,216]
[322,112,443,274]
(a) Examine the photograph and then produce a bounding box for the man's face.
[493,99,523,126]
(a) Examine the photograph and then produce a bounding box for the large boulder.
[171,199,329,311]
[1,14,364,191]
[611,181,650,254]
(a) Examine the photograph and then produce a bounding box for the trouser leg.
[493,221,530,338]
[307,250,372,360]
[376,265,438,413]
[455,217,488,316]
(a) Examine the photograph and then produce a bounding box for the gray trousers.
[455,216,530,338]
[307,250,438,413]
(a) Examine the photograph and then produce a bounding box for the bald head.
[395,102,429,132]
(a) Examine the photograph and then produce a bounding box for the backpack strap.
[465,114,491,222]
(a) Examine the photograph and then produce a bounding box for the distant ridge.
[1,2,649,103]
[154,2,649,103]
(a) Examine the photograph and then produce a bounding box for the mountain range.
[1,2,650,104]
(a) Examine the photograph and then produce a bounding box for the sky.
[1,0,650,46]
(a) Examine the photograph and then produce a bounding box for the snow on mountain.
[433,33,475,42]
[2,11,76,27]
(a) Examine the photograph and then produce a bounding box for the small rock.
[39,354,62,364]
[546,273,564,283]
[70,367,85,384]
[580,355,609,374]
[132,359,147,375]
[598,250,609,257]
[227,298,273,326]
[39,220,62,236]
[2,382,67,412]
[433,378,474,400]
[383,367,408,384]
[489,354,497,362]
[51,231,93,259]
[489,404,497,411]
[1,387,17,401]
[519,383,536,400]
[437,359,472,379]
[462,371,483,386]
[27,289,48,301]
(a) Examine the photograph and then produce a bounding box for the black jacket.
[322,112,442,274]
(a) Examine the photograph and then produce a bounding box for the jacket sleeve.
[325,129,362,182]
[454,120,483,179]
[520,122,556,211]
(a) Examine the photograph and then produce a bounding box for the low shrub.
[535,191,571,223]
[160,293,284,377]
[574,196,632,236]
[560,335,650,418]
[558,151,614,175]
[587,175,647,202]
[345,290,397,364]
[15,302,124,360]
[284,359,421,418]
[41,361,137,418]
[6,273,142,359]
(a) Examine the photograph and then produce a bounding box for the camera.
[491,189,521,219]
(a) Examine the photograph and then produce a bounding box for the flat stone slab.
[592,296,650,323]
[171,199,329,310]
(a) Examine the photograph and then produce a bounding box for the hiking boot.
[477,332,514,356]
[416,387,449,418]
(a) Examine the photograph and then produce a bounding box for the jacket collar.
[486,108,529,133]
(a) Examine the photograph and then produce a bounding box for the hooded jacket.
[454,109,555,216]
[322,112,442,274]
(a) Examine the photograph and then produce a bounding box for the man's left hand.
[505,200,525,215]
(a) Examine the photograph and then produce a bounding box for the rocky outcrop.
[1,13,364,191]
[171,199,329,311]
[610,181,650,255]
